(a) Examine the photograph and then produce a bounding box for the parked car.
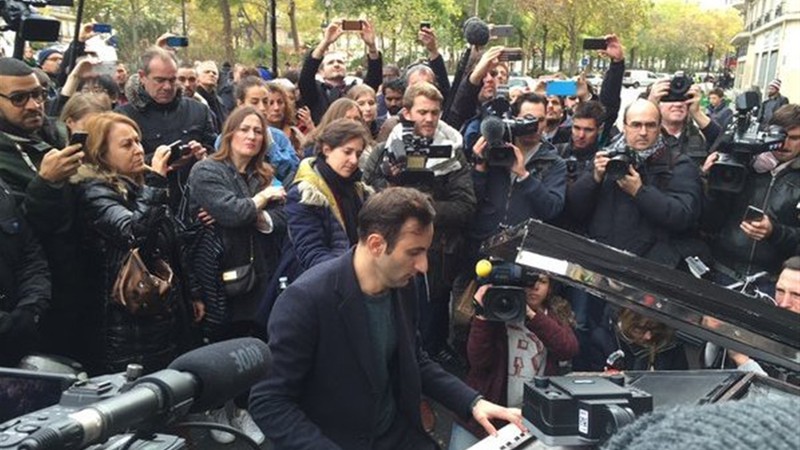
[584,72,604,89]
[622,70,659,88]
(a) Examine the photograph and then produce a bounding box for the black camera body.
[385,120,452,187]
[475,259,540,322]
[708,92,786,193]
[661,73,692,103]
[2,0,63,53]
[604,146,642,181]
[480,92,539,168]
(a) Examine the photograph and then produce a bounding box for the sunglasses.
[0,88,47,107]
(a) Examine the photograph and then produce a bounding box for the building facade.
[731,0,800,103]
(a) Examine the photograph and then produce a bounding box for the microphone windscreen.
[480,116,506,144]
[463,17,489,46]
[169,338,272,411]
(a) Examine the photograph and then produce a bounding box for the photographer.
[648,78,721,166]
[449,274,578,447]
[363,82,475,364]
[299,20,383,124]
[701,104,800,288]
[567,99,703,268]
[470,93,567,242]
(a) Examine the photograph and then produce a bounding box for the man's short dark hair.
[709,88,724,98]
[782,256,800,272]
[138,47,177,75]
[383,78,405,95]
[511,92,547,117]
[770,104,800,131]
[0,57,35,77]
[358,187,436,252]
[573,100,605,126]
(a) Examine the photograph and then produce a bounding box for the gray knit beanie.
[603,394,800,450]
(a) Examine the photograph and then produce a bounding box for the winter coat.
[0,178,50,367]
[471,140,567,240]
[707,102,733,131]
[704,158,800,277]
[186,158,286,328]
[759,95,789,128]
[363,120,476,295]
[115,75,217,210]
[72,166,188,375]
[284,158,371,272]
[298,50,383,124]
[568,145,703,268]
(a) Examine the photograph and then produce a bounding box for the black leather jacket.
[704,158,800,277]
[73,167,189,374]
[0,178,50,366]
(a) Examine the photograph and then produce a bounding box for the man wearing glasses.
[567,98,703,268]
[0,57,78,203]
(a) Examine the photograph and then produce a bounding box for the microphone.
[463,17,489,47]
[480,116,507,147]
[18,338,271,450]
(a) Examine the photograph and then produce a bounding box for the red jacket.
[463,310,579,438]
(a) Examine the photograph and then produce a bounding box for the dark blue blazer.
[249,250,478,449]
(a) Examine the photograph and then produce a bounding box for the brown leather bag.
[112,248,174,316]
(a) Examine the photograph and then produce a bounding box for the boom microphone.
[480,115,506,145]
[463,17,489,47]
[18,338,271,450]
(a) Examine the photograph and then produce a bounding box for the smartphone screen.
[165,36,189,47]
[546,80,578,97]
[500,48,524,62]
[93,23,112,33]
[341,20,363,31]
[582,38,607,50]
[69,132,88,147]
[743,205,765,223]
[490,25,514,38]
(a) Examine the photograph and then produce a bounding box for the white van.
[622,70,659,88]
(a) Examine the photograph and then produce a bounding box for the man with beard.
[758,79,789,129]
[299,20,383,124]
[702,104,800,290]
[177,62,207,106]
[566,99,703,268]
[250,187,523,450]
[542,95,572,144]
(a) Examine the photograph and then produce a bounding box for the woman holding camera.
[71,112,196,375]
[449,274,579,448]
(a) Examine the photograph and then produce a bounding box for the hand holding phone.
[69,132,88,147]
[546,80,578,97]
[500,48,524,62]
[420,21,431,30]
[93,23,112,33]
[743,205,765,223]
[167,140,192,165]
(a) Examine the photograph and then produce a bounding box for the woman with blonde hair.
[71,112,196,375]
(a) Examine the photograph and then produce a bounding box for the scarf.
[606,133,667,161]
[316,157,362,245]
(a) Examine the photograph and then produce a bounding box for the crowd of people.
[1,17,799,449]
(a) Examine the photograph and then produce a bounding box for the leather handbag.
[221,235,256,298]
[112,248,174,315]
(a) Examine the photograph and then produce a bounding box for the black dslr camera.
[384,119,452,187]
[708,92,786,193]
[604,146,642,181]
[474,259,540,322]
[479,87,539,168]
[2,0,65,59]
[660,72,693,103]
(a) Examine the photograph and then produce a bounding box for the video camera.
[604,145,643,181]
[708,92,786,193]
[0,338,270,450]
[479,89,539,167]
[384,119,452,188]
[473,259,540,322]
[1,0,66,57]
